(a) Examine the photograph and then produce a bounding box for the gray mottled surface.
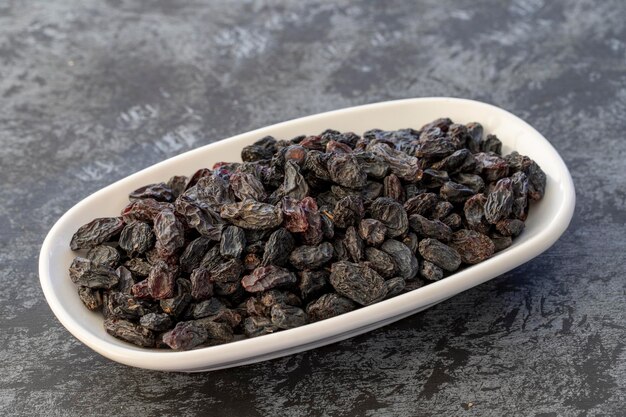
[1,0,625,415]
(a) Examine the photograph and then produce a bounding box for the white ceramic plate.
[39,97,575,372]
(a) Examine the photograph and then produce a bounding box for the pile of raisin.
[68,118,545,350]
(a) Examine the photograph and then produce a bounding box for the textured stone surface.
[1,0,625,415]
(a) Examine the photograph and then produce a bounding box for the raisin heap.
[69,118,545,350]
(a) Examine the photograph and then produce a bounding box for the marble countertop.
[1,1,625,415]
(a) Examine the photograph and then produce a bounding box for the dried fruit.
[450,229,495,264]
[220,226,246,259]
[200,246,224,272]
[69,119,544,349]
[344,226,364,262]
[526,161,546,201]
[124,258,151,277]
[510,171,529,220]
[320,210,335,239]
[301,197,324,245]
[154,210,185,256]
[474,153,509,182]
[420,117,452,134]
[326,140,352,154]
[333,196,365,228]
[504,151,545,199]
[193,319,234,343]
[174,196,222,240]
[119,221,154,256]
[242,265,297,292]
[404,193,438,216]
[358,218,387,246]
[402,232,419,254]
[107,291,146,320]
[220,200,283,230]
[162,321,208,350]
[262,228,295,266]
[190,268,213,300]
[380,239,419,280]
[306,293,357,321]
[147,261,176,300]
[282,196,308,233]
[185,168,211,190]
[409,214,452,242]
[140,313,173,331]
[230,172,267,202]
[284,145,307,165]
[481,134,502,154]
[104,318,155,347]
[484,178,514,224]
[122,199,173,224]
[416,135,457,159]
[454,173,484,193]
[440,181,475,203]
[261,290,301,309]
[383,174,405,202]
[418,239,461,272]
[160,282,192,317]
[70,217,125,250]
[491,234,513,252]
[210,258,243,295]
[368,143,421,181]
[69,257,119,289]
[303,150,331,181]
[192,298,226,319]
[129,183,175,202]
[243,316,278,337]
[354,152,389,179]
[369,197,409,238]
[289,242,334,270]
[299,270,330,301]
[241,136,277,162]
[283,160,310,200]
[464,194,490,234]
[420,260,444,281]
[327,153,367,189]
[496,218,525,237]
[466,122,483,153]
[131,279,151,299]
[364,247,397,278]
[431,200,454,221]
[385,277,406,297]
[179,237,212,273]
[442,213,462,230]
[431,149,473,174]
[421,169,449,188]
[78,287,102,311]
[167,175,188,198]
[243,253,261,270]
[271,304,308,329]
[329,261,387,306]
[86,245,120,268]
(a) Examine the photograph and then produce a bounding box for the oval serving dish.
[39,97,575,372]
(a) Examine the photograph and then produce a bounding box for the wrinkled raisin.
[450,229,495,264]
[70,217,125,250]
[418,238,461,272]
[104,318,155,347]
[242,265,297,293]
[162,321,208,350]
[330,261,387,306]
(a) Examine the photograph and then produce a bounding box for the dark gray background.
[1,1,625,416]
